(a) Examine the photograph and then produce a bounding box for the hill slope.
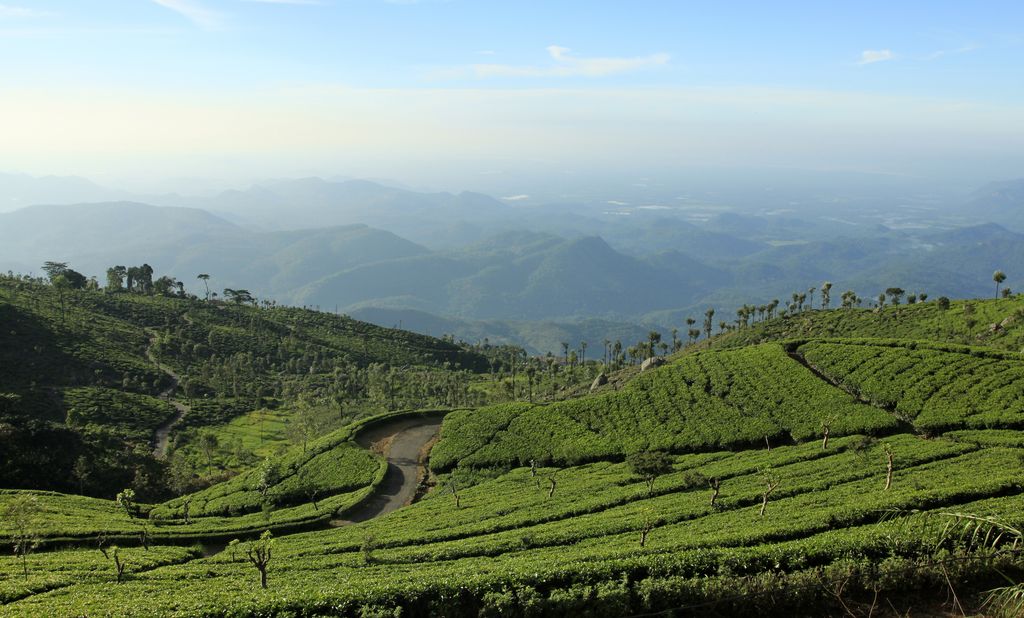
[3,296,1024,616]
[0,277,486,497]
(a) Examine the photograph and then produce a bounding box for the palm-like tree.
[821,281,833,309]
[197,274,211,300]
[994,270,1007,298]
[647,331,661,358]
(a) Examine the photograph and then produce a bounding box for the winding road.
[145,329,189,458]
[332,414,444,524]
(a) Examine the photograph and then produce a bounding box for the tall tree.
[41,261,68,281]
[197,430,219,473]
[821,281,832,309]
[703,308,715,339]
[994,270,1007,298]
[885,287,905,306]
[647,331,661,358]
[106,266,127,292]
[138,264,154,294]
[197,273,211,300]
[153,276,178,296]
[52,273,71,323]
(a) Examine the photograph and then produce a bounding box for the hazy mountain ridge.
[0,173,126,213]
[963,178,1024,231]
[347,306,664,355]
[156,177,512,247]
[4,178,1024,354]
[0,202,428,297]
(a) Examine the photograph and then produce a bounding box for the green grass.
[210,407,292,460]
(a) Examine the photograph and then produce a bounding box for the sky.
[0,1,1022,191]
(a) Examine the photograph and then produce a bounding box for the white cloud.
[856,49,894,65]
[501,194,529,201]
[152,0,223,30]
[438,45,670,79]
[0,4,57,18]
[924,44,977,60]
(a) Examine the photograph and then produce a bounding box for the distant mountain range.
[2,175,1024,353]
[0,172,125,213]
[966,179,1024,230]
[0,202,427,298]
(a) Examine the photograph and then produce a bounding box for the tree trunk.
[259,566,267,589]
[822,426,830,450]
[884,450,894,490]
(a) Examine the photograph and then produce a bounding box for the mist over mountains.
[2,172,1023,353]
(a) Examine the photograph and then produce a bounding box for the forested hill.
[0,276,488,498]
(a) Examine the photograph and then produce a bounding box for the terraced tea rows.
[431,343,897,471]
[798,339,1024,432]
[4,433,1022,616]
[4,292,1024,615]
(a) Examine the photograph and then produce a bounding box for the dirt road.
[145,329,189,458]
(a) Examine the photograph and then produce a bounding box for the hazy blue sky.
[1,1,1022,189]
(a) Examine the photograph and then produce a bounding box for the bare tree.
[884,444,895,491]
[110,546,129,583]
[709,477,721,508]
[759,467,780,517]
[639,508,655,547]
[238,531,275,589]
[4,494,41,579]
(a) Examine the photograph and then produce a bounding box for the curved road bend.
[332,414,445,524]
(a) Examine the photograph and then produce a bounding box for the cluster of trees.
[538,271,1015,381]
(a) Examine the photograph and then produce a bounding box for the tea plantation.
[2,292,1024,615]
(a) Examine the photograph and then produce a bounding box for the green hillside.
[712,296,1024,352]
[2,295,1024,615]
[0,275,487,498]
